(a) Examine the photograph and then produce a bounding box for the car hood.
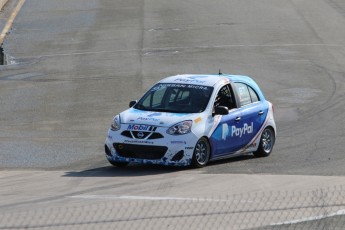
[120,108,201,127]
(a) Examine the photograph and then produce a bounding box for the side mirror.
[129,100,137,108]
[213,106,229,116]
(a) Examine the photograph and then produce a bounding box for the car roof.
[159,74,254,87]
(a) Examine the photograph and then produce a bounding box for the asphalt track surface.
[1,0,345,175]
[1,0,345,229]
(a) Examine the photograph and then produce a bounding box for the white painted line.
[67,194,252,203]
[0,0,26,44]
[271,209,345,226]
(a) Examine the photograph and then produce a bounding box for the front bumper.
[105,128,198,166]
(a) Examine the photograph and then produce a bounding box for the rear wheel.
[108,160,129,167]
[192,137,210,168]
[253,127,275,157]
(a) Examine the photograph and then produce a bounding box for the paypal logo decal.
[231,122,253,137]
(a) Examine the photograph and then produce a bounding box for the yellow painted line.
[0,0,26,45]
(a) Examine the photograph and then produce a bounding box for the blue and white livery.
[105,74,276,167]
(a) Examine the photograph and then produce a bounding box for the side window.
[235,83,251,106]
[214,84,235,109]
[235,83,260,107]
[248,86,259,103]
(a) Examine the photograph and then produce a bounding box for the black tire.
[192,137,211,168]
[108,160,129,167]
[253,127,275,157]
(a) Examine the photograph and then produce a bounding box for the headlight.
[110,115,121,131]
[167,120,192,135]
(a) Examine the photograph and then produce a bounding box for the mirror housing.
[213,106,229,116]
[129,100,137,108]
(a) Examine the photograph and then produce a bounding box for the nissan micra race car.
[105,74,276,167]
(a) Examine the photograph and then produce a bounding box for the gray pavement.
[1,0,345,175]
[1,170,345,229]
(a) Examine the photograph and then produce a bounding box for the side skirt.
[209,151,251,162]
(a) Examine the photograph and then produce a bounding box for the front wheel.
[108,160,129,167]
[253,127,275,157]
[192,137,211,168]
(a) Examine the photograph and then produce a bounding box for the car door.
[209,84,245,158]
[234,82,268,147]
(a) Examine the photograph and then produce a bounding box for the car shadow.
[63,154,257,178]
[207,154,256,167]
[63,164,188,178]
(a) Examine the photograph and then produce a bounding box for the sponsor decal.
[188,76,208,79]
[185,147,194,150]
[194,117,202,123]
[107,135,112,139]
[152,83,209,91]
[231,122,254,137]
[148,112,162,117]
[174,78,206,84]
[127,124,157,131]
[137,117,160,122]
[186,85,208,90]
[124,140,154,144]
[151,83,190,91]
[171,141,187,144]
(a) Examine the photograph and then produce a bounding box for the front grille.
[148,133,164,139]
[121,131,164,140]
[113,143,168,160]
[132,131,150,139]
[121,131,132,138]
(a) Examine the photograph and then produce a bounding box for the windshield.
[134,83,214,113]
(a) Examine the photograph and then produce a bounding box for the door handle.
[258,111,264,116]
[235,117,241,122]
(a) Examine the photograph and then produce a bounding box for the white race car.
[105,74,276,167]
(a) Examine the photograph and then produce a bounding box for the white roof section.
[159,74,229,87]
